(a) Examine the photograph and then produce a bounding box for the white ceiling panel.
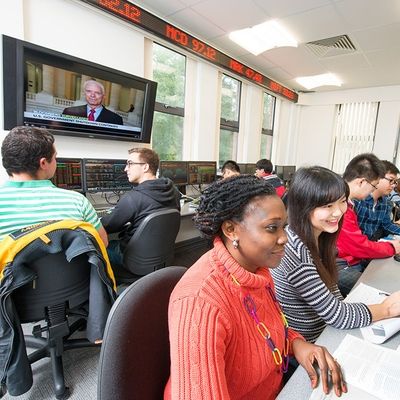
[131,0,186,17]
[253,0,331,19]
[191,0,269,31]
[334,0,400,31]
[352,23,400,52]
[169,8,225,39]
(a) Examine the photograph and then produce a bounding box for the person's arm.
[368,291,400,321]
[284,261,372,330]
[97,225,108,247]
[338,207,395,259]
[101,193,136,233]
[168,296,231,400]
[80,196,108,247]
[380,199,400,236]
[292,339,347,397]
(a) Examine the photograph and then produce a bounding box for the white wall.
[294,86,400,170]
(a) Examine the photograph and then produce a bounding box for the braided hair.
[194,174,277,240]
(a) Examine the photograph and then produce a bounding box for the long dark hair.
[287,166,349,288]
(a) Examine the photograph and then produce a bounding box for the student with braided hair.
[164,175,346,400]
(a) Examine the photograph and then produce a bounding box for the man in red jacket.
[337,153,400,295]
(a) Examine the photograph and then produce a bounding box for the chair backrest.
[123,208,181,276]
[13,252,91,322]
[97,266,187,400]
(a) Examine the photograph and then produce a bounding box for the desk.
[277,257,400,400]
[176,202,200,243]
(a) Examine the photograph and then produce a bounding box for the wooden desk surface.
[277,256,400,400]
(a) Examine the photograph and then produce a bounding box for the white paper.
[309,335,400,400]
[343,283,400,344]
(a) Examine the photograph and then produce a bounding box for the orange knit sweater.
[165,237,303,400]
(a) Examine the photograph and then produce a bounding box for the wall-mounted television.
[2,35,157,142]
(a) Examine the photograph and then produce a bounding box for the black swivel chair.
[113,208,181,284]
[11,252,100,400]
[97,266,187,400]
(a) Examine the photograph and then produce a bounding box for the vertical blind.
[331,102,379,174]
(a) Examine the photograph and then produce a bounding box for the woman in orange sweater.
[165,175,346,399]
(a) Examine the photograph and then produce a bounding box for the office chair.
[97,266,187,400]
[11,252,100,400]
[113,208,181,284]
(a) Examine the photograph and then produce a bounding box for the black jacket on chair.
[0,220,117,396]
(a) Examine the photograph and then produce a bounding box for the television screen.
[3,35,157,142]
[159,161,188,185]
[188,161,217,185]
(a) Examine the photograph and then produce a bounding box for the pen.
[379,291,390,296]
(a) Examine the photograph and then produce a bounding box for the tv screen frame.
[2,35,157,143]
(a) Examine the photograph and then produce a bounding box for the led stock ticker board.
[81,0,298,102]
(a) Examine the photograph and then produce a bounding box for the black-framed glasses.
[365,180,378,191]
[383,177,398,185]
[126,161,146,167]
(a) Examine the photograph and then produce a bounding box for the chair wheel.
[56,386,70,400]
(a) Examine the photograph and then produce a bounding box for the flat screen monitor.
[275,165,284,180]
[188,161,217,185]
[244,163,257,174]
[3,35,157,142]
[283,166,296,181]
[51,158,84,192]
[237,163,246,174]
[84,159,132,192]
[159,161,188,185]
[275,165,296,182]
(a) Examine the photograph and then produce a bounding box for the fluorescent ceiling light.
[229,20,297,56]
[295,73,342,90]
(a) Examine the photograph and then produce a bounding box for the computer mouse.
[394,254,400,262]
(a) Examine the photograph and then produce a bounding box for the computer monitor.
[159,161,188,185]
[52,158,84,192]
[188,161,217,185]
[244,163,257,174]
[275,165,284,180]
[283,166,296,182]
[84,159,132,192]
[275,165,296,182]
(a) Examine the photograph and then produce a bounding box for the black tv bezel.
[2,35,157,143]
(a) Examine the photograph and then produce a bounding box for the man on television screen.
[62,80,123,125]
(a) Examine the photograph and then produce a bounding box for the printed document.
[309,334,400,399]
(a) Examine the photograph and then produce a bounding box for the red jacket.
[337,202,395,265]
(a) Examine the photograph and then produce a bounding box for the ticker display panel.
[80,0,298,102]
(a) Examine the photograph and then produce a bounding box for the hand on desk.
[388,239,400,253]
[292,338,347,397]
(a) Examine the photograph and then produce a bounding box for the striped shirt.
[271,227,372,343]
[0,180,101,242]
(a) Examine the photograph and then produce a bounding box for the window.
[260,93,276,158]
[331,102,379,173]
[151,44,186,160]
[219,74,241,167]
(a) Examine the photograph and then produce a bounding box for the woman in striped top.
[271,166,400,343]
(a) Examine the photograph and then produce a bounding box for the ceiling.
[130,0,400,93]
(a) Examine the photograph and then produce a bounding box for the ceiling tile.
[191,0,269,31]
[281,4,349,44]
[253,0,331,19]
[131,0,187,17]
[352,23,400,52]
[169,8,225,39]
[334,0,400,31]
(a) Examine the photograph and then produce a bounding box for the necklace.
[230,272,289,373]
